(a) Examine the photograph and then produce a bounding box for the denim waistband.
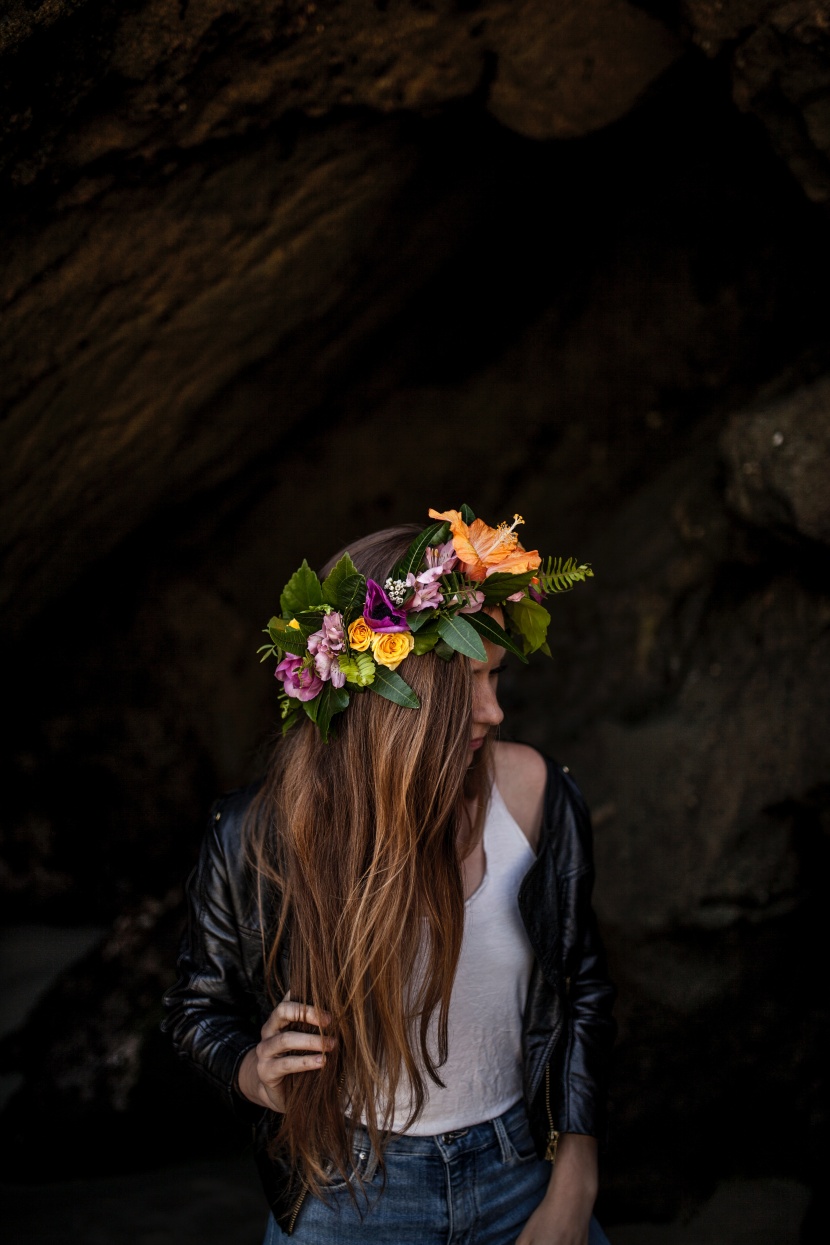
[347,1096,528,1158]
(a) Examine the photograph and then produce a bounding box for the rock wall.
[2,0,830,1231]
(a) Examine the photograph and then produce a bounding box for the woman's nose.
[475,684,504,728]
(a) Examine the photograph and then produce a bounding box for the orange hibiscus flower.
[428,509,541,582]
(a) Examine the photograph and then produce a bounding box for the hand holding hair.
[237,996,336,1114]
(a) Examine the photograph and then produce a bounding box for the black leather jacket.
[162,755,616,1234]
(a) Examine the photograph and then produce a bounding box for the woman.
[163,507,615,1244]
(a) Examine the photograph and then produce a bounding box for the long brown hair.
[246,525,492,1194]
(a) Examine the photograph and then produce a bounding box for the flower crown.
[259,505,593,741]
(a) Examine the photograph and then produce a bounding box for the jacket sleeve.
[552,770,617,1139]
[161,796,262,1116]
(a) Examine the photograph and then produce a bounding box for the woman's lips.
[469,736,486,751]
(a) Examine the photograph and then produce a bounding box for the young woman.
[163,509,615,1244]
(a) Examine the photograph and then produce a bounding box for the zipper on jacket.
[544,1062,559,1164]
[286,1065,345,1234]
[286,1185,307,1235]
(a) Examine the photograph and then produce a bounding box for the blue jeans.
[263,1099,610,1244]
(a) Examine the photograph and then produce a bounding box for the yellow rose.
[371,630,415,671]
[348,616,373,652]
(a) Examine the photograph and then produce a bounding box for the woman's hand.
[236,997,336,1113]
[516,1134,598,1245]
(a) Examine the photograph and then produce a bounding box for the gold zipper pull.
[543,1062,559,1164]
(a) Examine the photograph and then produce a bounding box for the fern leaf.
[536,556,594,595]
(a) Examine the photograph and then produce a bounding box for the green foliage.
[338,652,376,686]
[392,522,448,581]
[438,571,482,611]
[370,667,420,709]
[321,553,359,608]
[407,607,436,633]
[265,617,307,656]
[479,570,535,603]
[460,503,476,524]
[436,613,487,661]
[505,597,551,655]
[293,608,327,638]
[466,610,527,663]
[535,556,593,594]
[434,638,455,661]
[303,682,350,742]
[280,704,302,735]
[280,560,324,616]
[412,628,439,655]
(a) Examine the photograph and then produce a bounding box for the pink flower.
[425,540,458,575]
[275,653,323,702]
[404,570,443,613]
[446,587,485,614]
[308,611,345,654]
[307,612,347,687]
[311,648,346,688]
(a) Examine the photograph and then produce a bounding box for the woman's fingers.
[261,999,332,1039]
[258,1029,336,1059]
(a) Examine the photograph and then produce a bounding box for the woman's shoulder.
[493,741,548,851]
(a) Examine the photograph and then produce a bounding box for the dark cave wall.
[2,0,830,1228]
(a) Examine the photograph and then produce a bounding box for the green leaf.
[321,553,359,608]
[370,667,420,709]
[281,707,302,736]
[412,630,439,655]
[505,598,551,655]
[294,609,327,638]
[434,639,455,661]
[428,522,450,546]
[535,556,594,594]
[313,682,350,743]
[280,560,324,616]
[478,570,536,603]
[338,651,376,686]
[408,607,437,633]
[266,617,308,656]
[302,698,319,723]
[436,613,487,661]
[466,610,528,663]
[392,522,448,581]
[460,503,476,524]
[336,572,368,625]
[438,571,483,611]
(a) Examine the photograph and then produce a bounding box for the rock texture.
[2,0,830,1234]
[685,0,830,202]
[722,373,830,544]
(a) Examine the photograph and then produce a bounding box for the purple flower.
[307,613,345,658]
[307,612,347,686]
[311,649,346,688]
[425,540,458,575]
[275,653,323,702]
[364,579,410,633]
[404,570,443,613]
[529,585,544,604]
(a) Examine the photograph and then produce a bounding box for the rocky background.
[2,0,830,1239]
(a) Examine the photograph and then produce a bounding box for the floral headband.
[259,505,592,741]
